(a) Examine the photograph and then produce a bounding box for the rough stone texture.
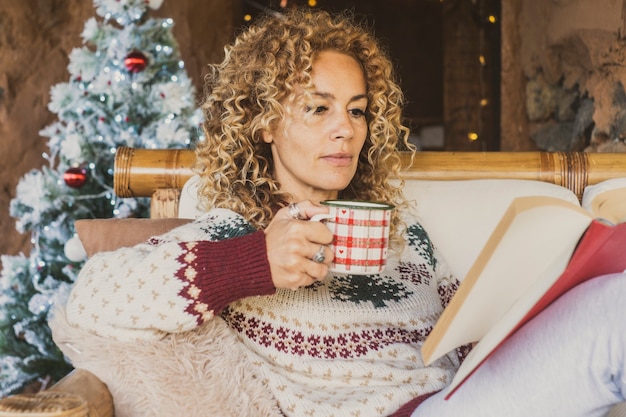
[500,0,533,151]
[516,0,626,152]
[0,1,91,263]
[0,1,235,266]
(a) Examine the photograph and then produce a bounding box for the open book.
[422,186,626,399]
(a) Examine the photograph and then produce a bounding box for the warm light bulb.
[308,0,317,6]
[479,55,486,66]
[480,98,489,106]
[488,15,497,24]
[468,132,479,141]
[244,14,252,22]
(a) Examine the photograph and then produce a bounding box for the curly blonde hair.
[195,8,415,248]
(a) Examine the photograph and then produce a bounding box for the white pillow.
[178,175,204,219]
[405,179,580,281]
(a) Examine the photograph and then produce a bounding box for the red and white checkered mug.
[311,200,394,275]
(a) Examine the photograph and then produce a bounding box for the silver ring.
[312,245,326,263]
[288,202,305,220]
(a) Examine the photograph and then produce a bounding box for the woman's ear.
[262,130,273,144]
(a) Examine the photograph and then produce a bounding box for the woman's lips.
[321,153,353,166]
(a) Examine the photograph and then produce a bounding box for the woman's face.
[263,50,368,203]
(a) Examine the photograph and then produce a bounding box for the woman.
[58,8,626,417]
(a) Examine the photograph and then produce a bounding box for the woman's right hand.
[264,201,334,290]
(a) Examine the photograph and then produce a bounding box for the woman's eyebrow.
[312,91,368,103]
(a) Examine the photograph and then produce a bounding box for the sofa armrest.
[49,369,113,417]
[0,369,113,417]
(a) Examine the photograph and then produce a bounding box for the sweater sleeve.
[65,210,275,340]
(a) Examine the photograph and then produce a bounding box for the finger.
[303,261,330,283]
[275,223,332,255]
[280,267,325,290]
[310,244,334,265]
[277,200,329,221]
[303,223,334,247]
[295,200,330,220]
[275,245,332,288]
[270,210,334,246]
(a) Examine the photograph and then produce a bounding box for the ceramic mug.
[311,200,394,275]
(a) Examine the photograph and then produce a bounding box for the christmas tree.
[0,0,203,396]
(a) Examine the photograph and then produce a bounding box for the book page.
[445,243,576,395]
[583,186,626,224]
[422,196,593,365]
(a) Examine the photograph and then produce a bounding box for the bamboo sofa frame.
[4,147,626,417]
[114,147,626,217]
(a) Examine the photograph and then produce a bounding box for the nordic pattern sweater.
[66,208,464,417]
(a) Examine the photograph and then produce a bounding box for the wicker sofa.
[2,147,626,417]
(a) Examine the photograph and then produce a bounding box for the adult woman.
[57,7,626,417]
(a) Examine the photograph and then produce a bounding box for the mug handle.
[310,213,333,222]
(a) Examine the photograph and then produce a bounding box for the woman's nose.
[331,112,354,141]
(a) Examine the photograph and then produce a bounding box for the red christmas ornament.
[64,167,88,188]
[124,51,148,73]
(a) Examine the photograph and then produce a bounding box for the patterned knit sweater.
[66,208,464,417]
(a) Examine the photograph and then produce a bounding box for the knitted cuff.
[176,230,275,322]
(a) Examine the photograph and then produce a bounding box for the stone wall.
[511,0,626,152]
[0,1,236,264]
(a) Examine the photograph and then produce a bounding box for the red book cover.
[520,220,626,327]
[444,219,626,398]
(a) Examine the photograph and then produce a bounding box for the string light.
[466,0,497,148]
[473,0,486,147]
[243,0,316,23]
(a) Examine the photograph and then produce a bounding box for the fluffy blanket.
[49,307,281,417]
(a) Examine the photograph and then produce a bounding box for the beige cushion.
[74,218,192,258]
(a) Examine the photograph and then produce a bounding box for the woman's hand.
[264,201,334,290]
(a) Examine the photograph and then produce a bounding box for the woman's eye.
[349,108,366,118]
[313,106,328,114]
[304,105,328,115]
